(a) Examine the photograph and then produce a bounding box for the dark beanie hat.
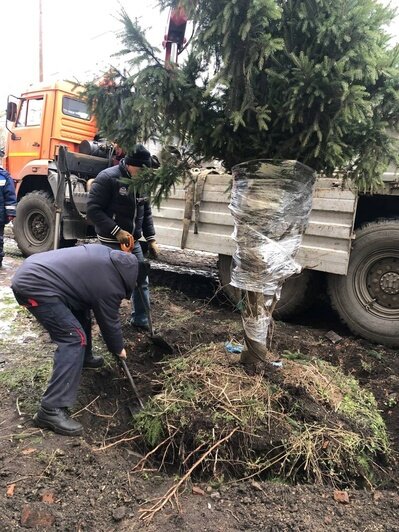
[124,144,152,168]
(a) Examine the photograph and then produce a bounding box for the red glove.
[7,216,15,223]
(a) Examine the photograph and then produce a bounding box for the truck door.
[7,97,44,179]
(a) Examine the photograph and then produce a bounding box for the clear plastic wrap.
[229,160,315,357]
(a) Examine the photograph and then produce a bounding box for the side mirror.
[6,101,17,122]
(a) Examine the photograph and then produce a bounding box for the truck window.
[62,97,90,120]
[16,98,43,127]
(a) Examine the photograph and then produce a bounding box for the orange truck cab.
[4,81,112,256]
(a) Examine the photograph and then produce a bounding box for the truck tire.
[327,219,399,347]
[218,254,316,318]
[13,191,56,256]
[217,254,241,304]
[273,269,315,319]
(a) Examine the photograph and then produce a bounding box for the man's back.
[11,244,138,309]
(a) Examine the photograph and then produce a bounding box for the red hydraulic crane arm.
[163,6,188,66]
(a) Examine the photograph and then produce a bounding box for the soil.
[1,232,398,531]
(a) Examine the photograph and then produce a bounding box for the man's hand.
[116,229,133,246]
[118,348,127,359]
[148,240,160,259]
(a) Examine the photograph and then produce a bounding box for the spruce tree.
[83,0,399,365]
[84,0,399,194]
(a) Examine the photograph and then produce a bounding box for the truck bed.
[153,174,357,276]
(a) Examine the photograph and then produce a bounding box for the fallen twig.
[7,475,36,485]
[0,429,43,441]
[16,397,23,416]
[36,450,57,484]
[84,407,120,419]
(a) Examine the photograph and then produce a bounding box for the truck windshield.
[62,97,90,120]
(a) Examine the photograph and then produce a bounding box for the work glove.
[116,229,133,247]
[7,216,15,223]
[148,240,160,259]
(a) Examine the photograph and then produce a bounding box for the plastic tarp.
[229,160,315,348]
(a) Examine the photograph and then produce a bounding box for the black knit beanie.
[124,145,152,168]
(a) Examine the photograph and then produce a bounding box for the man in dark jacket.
[0,166,17,267]
[11,244,138,436]
[87,144,159,330]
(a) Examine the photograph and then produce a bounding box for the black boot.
[83,354,104,369]
[33,406,83,436]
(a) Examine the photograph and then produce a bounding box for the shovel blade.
[150,335,174,354]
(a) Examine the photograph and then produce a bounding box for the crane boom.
[163,6,188,66]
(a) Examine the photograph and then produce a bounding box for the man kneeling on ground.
[11,244,138,437]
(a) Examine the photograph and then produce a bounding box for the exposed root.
[133,430,179,472]
[92,434,140,452]
[139,428,238,522]
[72,396,100,418]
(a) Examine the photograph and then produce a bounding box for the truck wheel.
[13,191,55,256]
[327,219,399,347]
[218,254,241,304]
[273,269,316,319]
[218,254,316,318]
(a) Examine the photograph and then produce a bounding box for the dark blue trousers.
[14,294,91,408]
[0,224,4,261]
[101,241,150,326]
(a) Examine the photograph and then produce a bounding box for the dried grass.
[132,344,390,488]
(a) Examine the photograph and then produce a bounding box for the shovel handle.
[114,354,145,409]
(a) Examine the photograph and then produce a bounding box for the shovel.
[121,237,174,355]
[136,285,174,355]
[113,354,145,410]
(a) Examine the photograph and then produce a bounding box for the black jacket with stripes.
[87,161,156,245]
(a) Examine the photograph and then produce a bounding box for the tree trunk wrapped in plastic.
[229,160,316,364]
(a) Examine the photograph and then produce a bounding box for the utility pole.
[39,0,43,82]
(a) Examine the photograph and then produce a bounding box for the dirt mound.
[131,344,390,490]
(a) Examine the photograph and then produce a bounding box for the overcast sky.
[1,0,399,120]
[0,0,167,108]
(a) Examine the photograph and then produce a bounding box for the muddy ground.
[0,231,398,531]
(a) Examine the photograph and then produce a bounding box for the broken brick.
[6,483,15,497]
[333,490,350,504]
[41,490,55,504]
[21,503,55,528]
[192,485,205,496]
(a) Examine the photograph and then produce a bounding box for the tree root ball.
[131,344,390,487]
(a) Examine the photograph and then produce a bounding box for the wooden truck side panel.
[153,175,357,276]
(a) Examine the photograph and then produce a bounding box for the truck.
[3,80,112,255]
[3,81,399,347]
[152,169,399,348]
